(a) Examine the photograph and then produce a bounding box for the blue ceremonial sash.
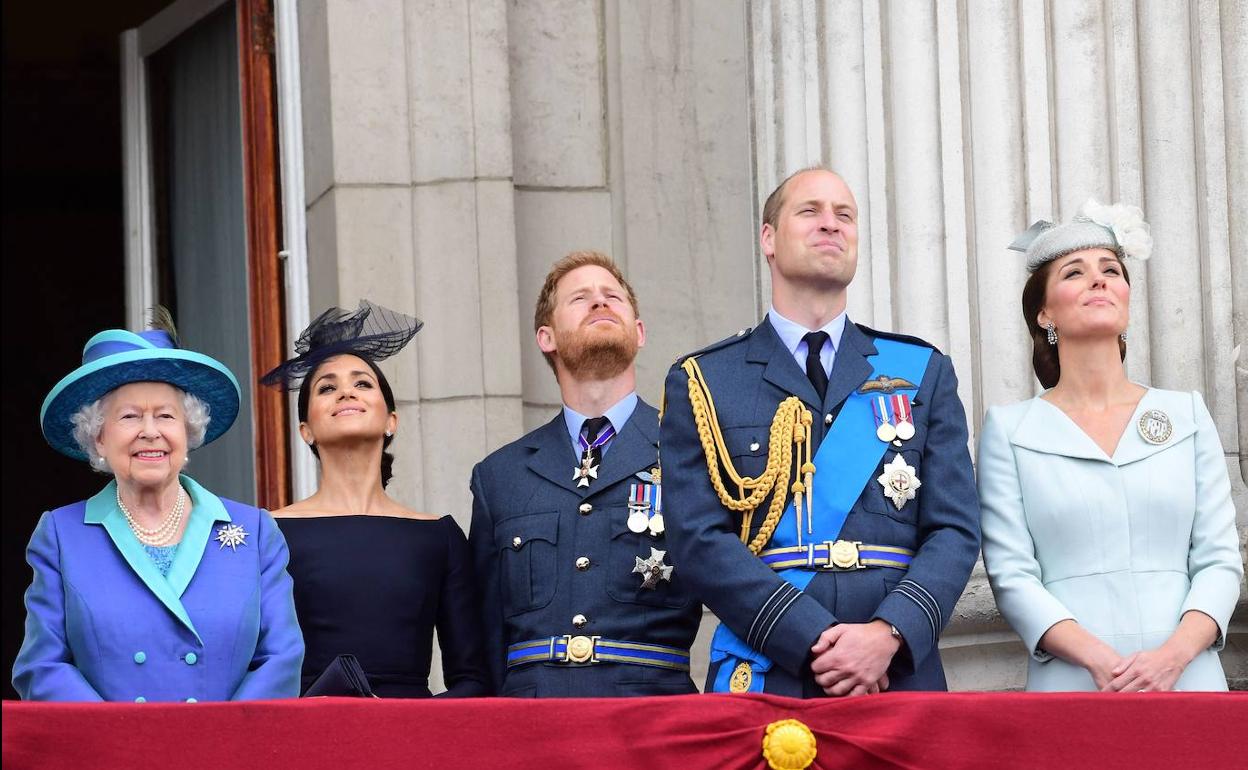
[710,623,770,693]
[709,338,932,692]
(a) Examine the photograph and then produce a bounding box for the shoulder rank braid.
[682,356,815,554]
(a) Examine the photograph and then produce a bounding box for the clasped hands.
[1086,644,1186,693]
[809,619,900,696]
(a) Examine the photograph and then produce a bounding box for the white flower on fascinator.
[1080,198,1153,261]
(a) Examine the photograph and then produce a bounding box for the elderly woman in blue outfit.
[978,201,1243,691]
[13,316,304,702]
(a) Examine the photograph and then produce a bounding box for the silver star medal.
[876,453,921,510]
[632,547,674,590]
[215,523,249,551]
[573,453,599,488]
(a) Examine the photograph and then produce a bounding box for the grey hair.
[71,389,212,473]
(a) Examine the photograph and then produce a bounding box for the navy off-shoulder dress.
[278,515,489,698]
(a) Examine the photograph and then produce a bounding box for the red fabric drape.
[4,692,1244,770]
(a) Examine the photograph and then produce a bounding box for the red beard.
[554,312,639,380]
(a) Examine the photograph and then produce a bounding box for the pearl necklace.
[117,485,186,546]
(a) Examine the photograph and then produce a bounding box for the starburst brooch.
[215,523,249,551]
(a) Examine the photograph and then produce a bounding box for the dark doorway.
[2,0,227,699]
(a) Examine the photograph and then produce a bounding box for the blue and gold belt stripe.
[759,540,915,571]
[507,636,690,671]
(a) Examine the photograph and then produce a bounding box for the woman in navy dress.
[262,301,488,697]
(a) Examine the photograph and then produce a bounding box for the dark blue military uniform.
[469,400,702,697]
[660,319,980,696]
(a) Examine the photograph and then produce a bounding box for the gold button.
[578,503,593,515]
[572,613,588,628]
[824,413,833,425]
[575,557,590,571]
[749,441,760,452]
[512,536,522,549]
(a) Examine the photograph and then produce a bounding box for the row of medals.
[875,394,921,510]
[627,469,664,536]
[628,474,673,590]
[874,393,915,444]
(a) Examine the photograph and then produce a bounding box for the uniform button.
[135,696,147,703]
[512,536,522,549]
[578,503,593,515]
[184,652,198,665]
[572,614,588,629]
[133,651,146,664]
[186,698,198,703]
[749,441,760,452]
[575,557,590,571]
[825,413,833,425]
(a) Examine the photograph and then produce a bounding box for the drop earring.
[1044,323,1058,346]
[1120,330,1127,342]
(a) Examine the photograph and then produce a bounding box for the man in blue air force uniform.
[470,252,701,697]
[660,168,980,696]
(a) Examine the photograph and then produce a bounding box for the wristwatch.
[889,624,903,641]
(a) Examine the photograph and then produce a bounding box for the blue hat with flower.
[41,327,241,460]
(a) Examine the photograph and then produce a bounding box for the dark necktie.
[574,416,612,489]
[581,416,612,466]
[803,331,830,402]
[582,416,610,445]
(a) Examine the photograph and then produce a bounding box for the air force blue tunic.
[660,319,980,696]
[469,400,702,697]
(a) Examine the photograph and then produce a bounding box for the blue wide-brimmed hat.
[41,329,242,461]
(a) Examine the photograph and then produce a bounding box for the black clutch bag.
[303,654,377,698]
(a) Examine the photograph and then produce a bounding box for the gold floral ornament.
[762,719,817,770]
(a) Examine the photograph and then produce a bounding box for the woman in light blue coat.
[978,201,1242,691]
[13,315,304,702]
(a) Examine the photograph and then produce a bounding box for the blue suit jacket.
[660,319,980,695]
[13,476,304,702]
[469,400,702,697]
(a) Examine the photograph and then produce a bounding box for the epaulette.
[855,323,944,355]
[671,326,754,368]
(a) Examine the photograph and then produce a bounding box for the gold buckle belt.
[506,636,691,671]
[758,540,915,571]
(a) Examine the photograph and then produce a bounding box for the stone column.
[298,0,524,525]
